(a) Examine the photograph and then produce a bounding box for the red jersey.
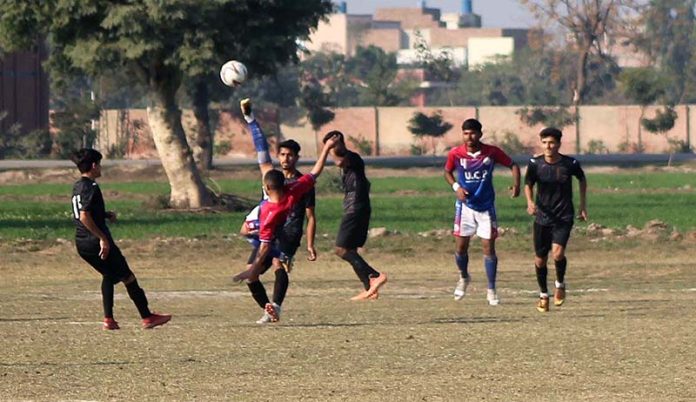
[258,174,316,243]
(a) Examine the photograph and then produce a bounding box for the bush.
[214,140,232,156]
[347,135,372,156]
[497,131,533,155]
[667,139,692,154]
[585,140,609,155]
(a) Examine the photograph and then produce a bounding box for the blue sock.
[455,253,469,279]
[484,255,497,289]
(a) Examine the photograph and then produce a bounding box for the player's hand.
[578,208,588,221]
[323,134,341,149]
[99,239,110,260]
[106,211,117,223]
[455,187,468,202]
[307,246,317,261]
[526,203,536,216]
[510,185,520,198]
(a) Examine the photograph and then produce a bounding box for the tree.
[407,111,453,155]
[347,46,410,106]
[619,67,670,152]
[413,30,460,106]
[299,77,335,148]
[629,0,696,104]
[0,0,332,208]
[521,0,634,105]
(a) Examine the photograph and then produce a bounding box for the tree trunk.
[147,83,212,209]
[191,80,213,171]
[576,46,591,105]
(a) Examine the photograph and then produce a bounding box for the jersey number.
[71,195,82,219]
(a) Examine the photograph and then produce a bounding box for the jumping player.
[238,104,318,323]
[322,131,387,301]
[444,118,520,305]
[524,127,587,312]
[70,149,171,330]
[233,99,337,323]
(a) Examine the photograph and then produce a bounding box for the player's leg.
[551,222,573,306]
[77,241,122,330]
[453,235,471,301]
[533,223,552,312]
[453,201,476,300]
[476,207,500,305]
[336,211,384,300]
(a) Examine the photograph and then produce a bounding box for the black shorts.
[76,240,134,284]
[336,209,371,249]
[533,221,573,257]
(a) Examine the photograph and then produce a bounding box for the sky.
[342,0,537,28]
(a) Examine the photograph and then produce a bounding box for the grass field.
[1,166,696,400]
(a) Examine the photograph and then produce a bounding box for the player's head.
[323,130,347,157]
[539,127,562,156]
[461,118,483,147]
[277,139,300,171]
[70,148,103,177]
[263,169,285,193]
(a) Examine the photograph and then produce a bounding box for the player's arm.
[444,170,467,201]
[309,134,339,177]
[524,161,537,216]
[240,98,273,177]
[79,211,110,260]
[305,206,317,261]
[578,176,588,221]
[509,163,521,198]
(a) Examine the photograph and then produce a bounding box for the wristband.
[452,182,461,192]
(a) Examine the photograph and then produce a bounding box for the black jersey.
[341,150,371,213]
[281,172,316,241]
[525,154,585,225]
[71,177,112,242]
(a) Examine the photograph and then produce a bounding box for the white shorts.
[452,201,498,240]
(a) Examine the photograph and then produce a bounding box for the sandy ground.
[1,236,695,401]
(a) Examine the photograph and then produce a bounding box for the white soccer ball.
[219,60,247,87]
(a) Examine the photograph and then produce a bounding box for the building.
[0,45,49,135]
[306,0,533,69]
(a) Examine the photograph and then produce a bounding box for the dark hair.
[322,130,344,144]
[278,139,301,155]
[539,127,562,141]
[263,169,285,191]
[461,118,482,132]
[70,148,102,173]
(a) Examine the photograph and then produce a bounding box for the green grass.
[1,171,694,240]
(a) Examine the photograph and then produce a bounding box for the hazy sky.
[342,0,537,28]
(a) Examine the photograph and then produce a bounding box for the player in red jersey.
[232,99,339,322]
[444,118,520,306]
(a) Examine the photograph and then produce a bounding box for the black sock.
[535,265,548,295]
[555,257,567,284]
[124,279,151,319]
[272,269,289,306]
[341,251,378,290]
[247,280,270,309]
[101,278,114,319]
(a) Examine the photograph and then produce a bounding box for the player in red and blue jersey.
[232,98,338,323]
[444,118,520,305]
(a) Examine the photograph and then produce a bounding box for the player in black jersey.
[322,131,387,301]
[524,128,587,312]
[239,99,318,324]
[70,149,171,330]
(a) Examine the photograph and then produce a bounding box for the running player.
[444,118,520,305]
[233,99,337,323]
[70,148,171,330]
[322,131,387,301]
[524,127,587,312]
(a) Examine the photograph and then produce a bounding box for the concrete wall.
[95,105,695,159]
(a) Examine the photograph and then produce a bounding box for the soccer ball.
[219,60,247,87]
